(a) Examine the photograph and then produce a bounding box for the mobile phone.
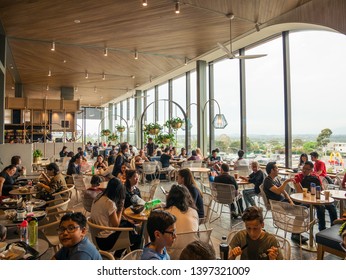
[160,186,167,195]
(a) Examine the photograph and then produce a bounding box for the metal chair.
[99,250,115,260]
[87,217,134,256]
[199,192,213,229]
[141,179,160,201]
[120,249,143,260]
[209,182,243,229]
[258,184,271,218]
[269,199,310,259]
[156,161,174,181]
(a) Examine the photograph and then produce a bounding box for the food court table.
[322,189,346,218]
[123,206,149,248]
[290,193,335,252]
[9,187,39,200]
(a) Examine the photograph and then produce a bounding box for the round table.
[322,189,346,218]
[9,187,39,200]
[290,192,335,252]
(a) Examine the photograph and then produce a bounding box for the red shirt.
[294,172,322,185]
[313,159,327,177]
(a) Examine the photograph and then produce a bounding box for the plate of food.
[18,187,29,193]
[31,211,46,219]
[27,198,46,209]
[0,244,26,260]
[1,198,19,204]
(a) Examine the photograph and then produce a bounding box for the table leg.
[301,205,317,252]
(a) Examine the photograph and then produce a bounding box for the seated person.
[178,148,187,159]
[36,163,67,200]
[264,161,307,243]
[187,150,201,161]
[214,163,244,217]
[67,154,82,175]
[207,149,222,171]
[141,210,177,260]
[82,175,103,212]
[233,150,249,170]
[241,161,265,208]
[134,149,149,171]
[94,155,108,171]
[342,172,346,189]
[160,147,175,171]
[292,161,337,231]
[179,240,216,260]
[229,206,283,260]
[97,164,114,180]
[117,163,127,185]
[11,156,26,182]
[53,212,102,260]
[59,146,68,158]
[124,170,142,209]
[0,165,17,196]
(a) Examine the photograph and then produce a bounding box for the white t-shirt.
[90,196,117,238]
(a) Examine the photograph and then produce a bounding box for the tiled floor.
[40,179,343,260]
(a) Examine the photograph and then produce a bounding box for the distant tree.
[316,128,333,148]
[303,141,317,153]
[293,138,304,147]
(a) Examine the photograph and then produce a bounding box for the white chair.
[141,179,160,201]
[199,192,213,229]
[121,249,143,260]
[142,161,158,183]
[157,161,174,181]
[209,182,242,229]
[269,199,310,259]
[87,217,134,256]
[227,230,291,260]
[258,184,271,219]
[72,174,87,202]
[99,250,115,260]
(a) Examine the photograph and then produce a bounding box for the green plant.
[144,123,163,135]
[33,149,43,158]
[107,133,118,142]
[156,133,175,145]
[165,117,184,130]
[116,124,126,132]
[101,129,111,136]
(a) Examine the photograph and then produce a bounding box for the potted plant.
[157,132,175,145]
[107,133,118,142]
[165,117,184,130]
[33,149,43,163]
[116,124,126,133]
[101,129,111,136]
[145,123,163,135]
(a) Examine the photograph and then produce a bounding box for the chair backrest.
[45,198,71,213]
[99,250,115,260]
[235,165,250,177]
[269,200,309,234]
[227,230,291,260]
[130,157,136,170]
[121,249,143,260]
[52,184,75,200]
[191,160,202,167]
[182,161,193,168]
[86,217,133,253]
[259,184,271,211]
[72,174,86,191]
[210,182,236,205]
[199,192,213,226]
[143,161,157,173]
[149,181,159,200]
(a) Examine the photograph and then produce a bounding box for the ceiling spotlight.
[142,0,148,6]
[48,69,51,76]
[134,50,138,60]
[149,76,153,82]
[46,85,49,91]
[184,57,188,65]
[175,1,180,14]
[104,47,108,56]
[74,86,78,92]
[131,75,135,79]
[255,22,261,32]
[102,72,106,80]
[227,13,235,20]
[51,41,55,51]
[94,86,97,93]
[85,70,89,79]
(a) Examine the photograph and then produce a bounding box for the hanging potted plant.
[165,117,184,130]
[157,133,175,145]
[107,133,118,142]
[145,123,163,135]
[33,149,43,163]
[116,124,126,133]
[101,129,111,136]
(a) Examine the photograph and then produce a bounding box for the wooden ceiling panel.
[0,0,314,106]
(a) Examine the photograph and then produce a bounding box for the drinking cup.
[234,173,239,179]
[303,188,308,197]
[324,190,330,200]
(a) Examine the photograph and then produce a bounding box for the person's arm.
[0,177,5,196]
[109,204,123,227]
[41,172,51,184]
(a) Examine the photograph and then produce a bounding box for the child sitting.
[141,210,176,260]
[53,212,102,260]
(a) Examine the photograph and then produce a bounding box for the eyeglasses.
[163,230,176,236]
[57,225,80,234]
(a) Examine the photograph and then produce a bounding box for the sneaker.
[291,233,308,243]
[231,211,239,219]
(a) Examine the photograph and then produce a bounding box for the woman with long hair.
[176,168,204,219]
[298,153,308,170]
[124,169,141,208]
[165,184,199,259]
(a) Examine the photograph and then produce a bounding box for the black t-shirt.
[160,154,171,168]
[301,175,321,191]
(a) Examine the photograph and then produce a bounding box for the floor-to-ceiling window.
[290,30,346,171]
[173,74,187,149]
[245,36,285,166]
[213,59,241,161]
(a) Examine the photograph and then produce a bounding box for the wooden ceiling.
[0,0,312,107]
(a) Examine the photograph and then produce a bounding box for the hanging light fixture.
[51,41,55,51]
[175,1,180,14]
[102,72,106,80]
[46,84,49,91]
[48,69,51,76]
[103,47,108,56]
[134,50,138,60]
[142,0,148,6]
[85,70,89,79]
[203,98,228,129]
